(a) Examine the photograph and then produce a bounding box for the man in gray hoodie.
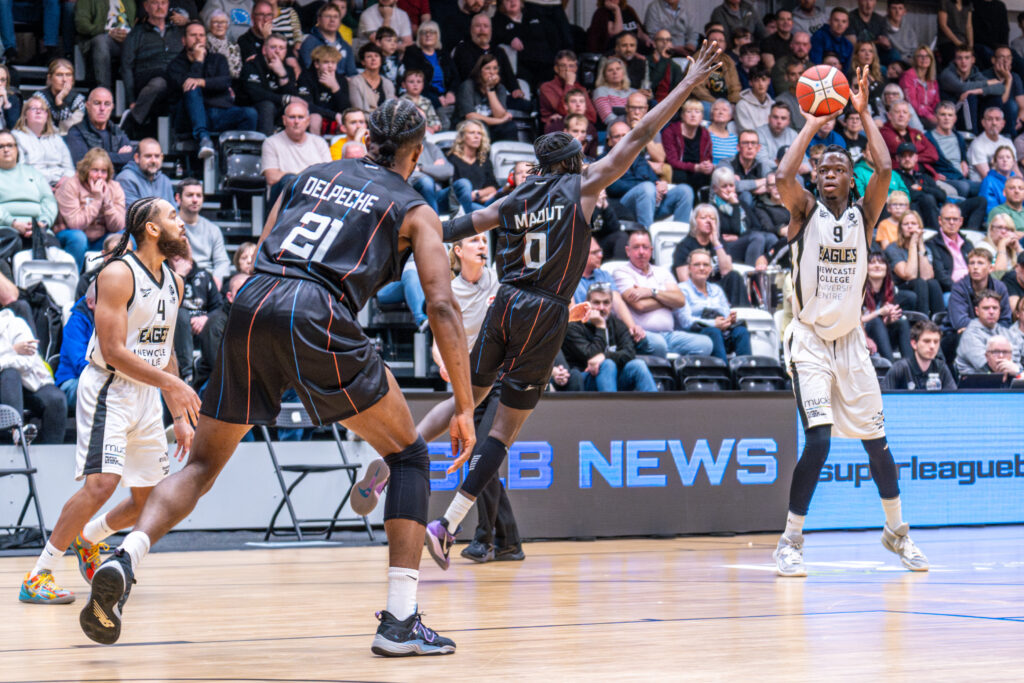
[114,138,176,206]
[955,289,1022,375]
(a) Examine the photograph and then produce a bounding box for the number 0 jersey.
[256,159,426,315]
[790,200,868,341]
[495,173,591,302]
[87,252,180,379]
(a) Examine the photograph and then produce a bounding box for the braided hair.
[366,99,426,168]
[108,197,163,259]
[531,132,583,176]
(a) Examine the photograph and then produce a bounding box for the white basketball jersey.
[87,253,180,379]
[791,200,868,341]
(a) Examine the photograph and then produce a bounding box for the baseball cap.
[896,142,916,156]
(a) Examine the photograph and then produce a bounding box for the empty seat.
[674,354,731,391]
[729,355,788,391]
[637,354,676,390]
[733,307,780,359]
[871,355,892,381]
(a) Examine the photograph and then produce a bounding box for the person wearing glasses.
[926,202,975,296]
[237,0,273,62]
[0,130,59,260]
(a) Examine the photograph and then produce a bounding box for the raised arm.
[853,67,892,232]
[776,117,822,241]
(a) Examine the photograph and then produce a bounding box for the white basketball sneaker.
[881,523,929,571]
[773,534,808,577]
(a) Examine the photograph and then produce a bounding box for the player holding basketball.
[772,67,929,577]
[19,199,199,605]
[415,42,724,571]
[80,99,478,656]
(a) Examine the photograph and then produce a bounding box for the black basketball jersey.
[495,173,591,301]
[256,158,426,314]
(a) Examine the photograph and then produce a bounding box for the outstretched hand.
[682,40,723,86]
[849,66,871,116]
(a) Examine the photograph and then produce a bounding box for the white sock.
[386,567,419,621]
[882,497,904,530]
[32,541,63,576]
[784,511,805,539]
[443,492,475,529]
[120,531,151,572]
[81,513,116,545]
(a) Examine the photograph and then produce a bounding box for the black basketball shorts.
[470,285,569,410]
[201,274,389,425]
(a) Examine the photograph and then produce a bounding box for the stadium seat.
[733,307,780,359]
[931,311,949,326]
[870,355,892,381]
[261,404,376,543]
[902,310,929,325]
[426,131,457,153]
[961,229,985,246]
[490,140,537,183]
[637,354,676,390]
[12,249,79,315]
[0,404,47,550]
[674,354,730,391]
[82,251,104,275]
[648,220,687,268]
[219,130,267,234]
[600,259,629,277]
[729,355,788,391]
[579,53,602,89]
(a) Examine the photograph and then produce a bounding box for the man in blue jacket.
[298,3,357,78]
[54,294,95,408]
[810,7,853,72]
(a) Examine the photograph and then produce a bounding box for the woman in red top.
[662,98,713,189]
[899,46,940,130]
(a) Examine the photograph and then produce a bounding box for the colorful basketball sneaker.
[71,536,108,584]
[79,548,134,644]
[773,534,807,577]
[350,458,390,516]
[19,570,75,604]
[371,610,456,656]
[425,518,460,571]
[882,523,929,571]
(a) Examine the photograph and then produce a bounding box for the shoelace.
[411,613,437,644]
[85,542,110,567]
[30,572,66,594]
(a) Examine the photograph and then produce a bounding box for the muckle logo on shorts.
[103,443,125,467]
[160,453,170,476]
[803,397,830,420]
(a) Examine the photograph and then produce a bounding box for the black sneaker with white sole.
[371,610,456,657]
[79,548,134,644]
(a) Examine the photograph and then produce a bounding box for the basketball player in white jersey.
[18,198,201,604]
[772,67,929,577]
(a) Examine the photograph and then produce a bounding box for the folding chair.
[0,404,47,549]
[262,403,376,542]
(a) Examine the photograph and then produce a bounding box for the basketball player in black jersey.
[416,41,724,570]
[80,100,478,656]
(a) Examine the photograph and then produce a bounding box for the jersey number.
[524,233,547,268]
[833,224,843,243]
[279,211,345,261]
[156,300,166,321]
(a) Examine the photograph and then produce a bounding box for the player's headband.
[537,138,583,165]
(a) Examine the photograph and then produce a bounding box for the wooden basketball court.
[2,526,1023,681]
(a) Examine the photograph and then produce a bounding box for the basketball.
[795,65,851,117]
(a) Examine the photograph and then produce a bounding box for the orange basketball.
[795,65,850,117]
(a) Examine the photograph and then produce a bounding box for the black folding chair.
[0,404,47,548]
[261,404,376,542]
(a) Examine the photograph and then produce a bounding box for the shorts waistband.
[507,283,570,306]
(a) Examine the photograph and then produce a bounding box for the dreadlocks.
[366,99,426,168]
[531,132,583,176]
[109,197,163,259]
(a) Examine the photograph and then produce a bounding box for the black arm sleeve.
[442,213,478,242]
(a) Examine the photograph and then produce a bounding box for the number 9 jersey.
[257,159,426,315]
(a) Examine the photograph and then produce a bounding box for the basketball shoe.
[460,540,494,563]
[371,610,456,656]
[494,544,525,562]
[773,534,807,577]
[881,523,929,571]
[425,518,460,570]
[19,570,74,604]
[79,548,134,644]
[71,535,108,584]
[350,458,390,516]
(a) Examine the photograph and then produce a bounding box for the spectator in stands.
[981,46,1024,134]
[893,142,946,230]
[622,92,666,178]
[377,258,427,329]
[791,0,825,37]
[900,46,940,130]
[243,34,300,135]
[724,129,770,205]
[612,31,649,94]
[341,141,366,158]
[1008,274,1024,323]
[926,101,977,199]
[836,111,865,164]
[409,137,451,213]
[648,31,684,101]
[299,2,356,78]
[375,27,404,86]
[237,0,272,62]
[541,54,597,133]
[939,46,1002,135]
[735,41,760,90]
[261,100,330,188]
[663,99,712,189]
[451,13,521,103]
[592,57,636,125]
[399,69,440,133]
[233,240,255,275]
[770,31,811,96]
[736,66,773,132]
[643,0,696,57]
[1014,14,1024,61]
[755,102,802,171]
[989,175,1024,228]
[846,0,894,58]
[761,8,793,70]
[862,251,912,362]
[195,271,247,390]
[980,144,1020,212]
[937,0,972,65]
[672,203,747,306]
[357,0,412,49]
[37,59,85,136]
[884,1,917,62]
[604,120,694,228]
[455,54,517,142]
[881,100,939,179]
[574,236,642,337]
[65,89,134,174]
[928,202,974,296]
[562,283,658,392]
[974,1,1013,72]
[0,131,58,253]
[264,0,301,51]
[170,238,223,342]
[0,309,66,444]
[328,106,366,159]
[12,95,73,188]
[693,26,741,110]
[750,171,790,250]
[884,321,957,390]
[772,60,807,131]
[0,65,19,131]
[115,138,174,206]
[855,144,909,202]
[968,107,1015,181]
[492,0,558,90]
[54,148,125,265]
[707,99,738,165]
[711,0,763,43]
[884,210,945,317]
[169,21,258,159]
[810,7,851,72]
[402,21,457,109]
[176,177,230,286]
[956,292,1018,376]
[299,45,352,135]
[121,0,184,136]
[949,248,1012,334]
[447,119,498,213]
[809,117,844,149]
[348,44,395,113]
[200,0,250,43]
[613,229,712,358]
[586,0,649,54]
[75,0,135,91]
[54,284,96,407]
[978,212,1022,273]
[679,248,751,362]
[711,165,768,269]
[431,0,479,50]
[204,11,243,82]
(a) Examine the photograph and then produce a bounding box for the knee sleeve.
[863,436,900,500]
[460,436,509,498]
[382,436,430,525]
[789,424,831,516]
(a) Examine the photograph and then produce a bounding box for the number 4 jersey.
[495,173,591,302]
[257,159,426,315]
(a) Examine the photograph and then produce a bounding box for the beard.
[157,230,190,260]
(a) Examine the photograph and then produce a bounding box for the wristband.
[442,213,477,242]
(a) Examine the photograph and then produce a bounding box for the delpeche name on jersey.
[301,177,380,214]
[513,205,566,232]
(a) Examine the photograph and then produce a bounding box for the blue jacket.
[605,151,659,199]
[925,129,969,181]
[115,160,175,207]
[298,28,357,77]
[980,168,1018,213]
[809,26,853,72]
[946,274,1011,331]
[54,296,94,386]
